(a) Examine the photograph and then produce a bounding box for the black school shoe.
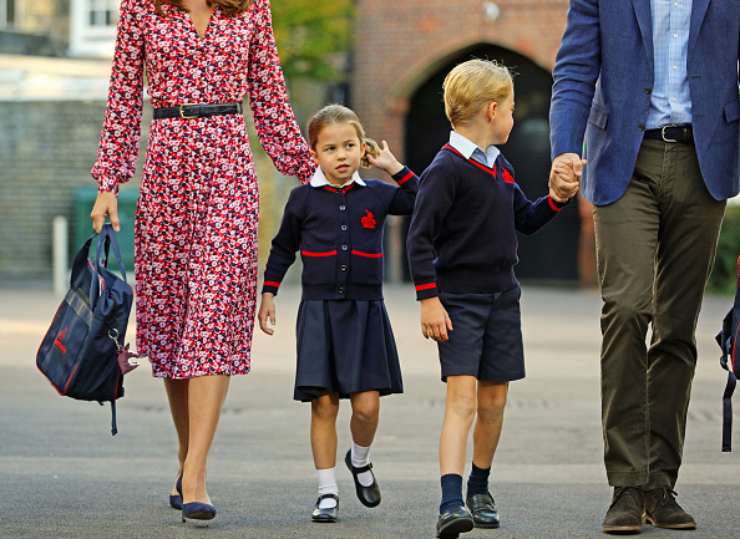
[437,505,475,539]
[466,492,500,528]
[344,449,381,507]
[311,494,339,523]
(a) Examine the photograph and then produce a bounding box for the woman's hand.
[90,191,121,233]
[367,140,404,176]
[420,297,453,343]
[258,293,277,336]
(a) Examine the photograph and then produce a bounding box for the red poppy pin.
[361,209,377,230]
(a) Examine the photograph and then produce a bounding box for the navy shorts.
[437,286,525,382]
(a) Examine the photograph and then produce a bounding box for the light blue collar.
[449,131,500,168]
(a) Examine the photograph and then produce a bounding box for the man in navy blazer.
[549,0,739,534]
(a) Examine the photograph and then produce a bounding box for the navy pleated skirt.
[293,299,404,402]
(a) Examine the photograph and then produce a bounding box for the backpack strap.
[723,372,737,452]
[111,400,118,437]
[95,224,128,283]
[720,256,740,452]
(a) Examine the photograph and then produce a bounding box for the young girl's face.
[490,89,515,145]
[311,122,366,186]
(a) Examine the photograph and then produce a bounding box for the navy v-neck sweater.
[407,145,567,300]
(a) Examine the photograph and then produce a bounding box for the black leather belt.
[153,102,243,120]
[644,124,693,144]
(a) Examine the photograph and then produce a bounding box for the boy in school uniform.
[406,59,582,538]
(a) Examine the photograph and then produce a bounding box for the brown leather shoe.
[602,487,645,535]
[644,488,696,530]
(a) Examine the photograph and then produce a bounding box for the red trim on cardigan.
[397,170,415,185]
[443,144,498,177]
[415,282,437,292]
[301,250,337,257]
[351,250,384,259]
[322,184,355,194]
[263,280,281,288]
[547,196,563,213]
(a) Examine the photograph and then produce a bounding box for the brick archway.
[351,0,596,285]
[353,0,568,163]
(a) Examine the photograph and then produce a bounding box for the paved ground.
[1,285,739,538]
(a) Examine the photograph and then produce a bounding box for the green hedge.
[709,204,740,294]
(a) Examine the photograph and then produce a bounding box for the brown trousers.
[593,139,726,488]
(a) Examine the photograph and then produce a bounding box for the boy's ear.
[487,101,498,122]
[309,148,318,160]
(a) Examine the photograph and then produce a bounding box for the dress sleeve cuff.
[96,176,120,195]
[415,281,439,301]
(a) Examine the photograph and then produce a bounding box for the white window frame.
[0,0,17,29]
[69,0,119,58]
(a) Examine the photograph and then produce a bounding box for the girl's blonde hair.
[153,0,251,17]
[307,104,381,169]
[443,59,513,127]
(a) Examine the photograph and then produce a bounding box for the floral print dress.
[91,0,314,379]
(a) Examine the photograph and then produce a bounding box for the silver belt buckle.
[660,124,680,143]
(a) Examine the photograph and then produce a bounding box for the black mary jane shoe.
[311,494,339,523]
[466,492,500,529]
[344,449,381,507]
[436,505,475,539]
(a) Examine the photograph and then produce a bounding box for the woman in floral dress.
[89,0,314,521]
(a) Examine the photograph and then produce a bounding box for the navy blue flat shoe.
[182,502,217,526]
[169,475,183,510]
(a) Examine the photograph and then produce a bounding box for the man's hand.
[550,153,586,202]
[90,191,120,233]
[258,293,277,336]
[420,297,453,343]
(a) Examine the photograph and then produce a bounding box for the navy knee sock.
[467,463,490,496]
[440,474,464,514]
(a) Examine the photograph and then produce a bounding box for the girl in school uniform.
[257,104,419,523]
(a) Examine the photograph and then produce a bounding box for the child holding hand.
[407,60,582,538]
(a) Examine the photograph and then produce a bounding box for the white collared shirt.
[310,166,367,188]
[448,131,501,169]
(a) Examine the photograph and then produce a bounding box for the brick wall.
[0,100,299,283]
[0,100,145,280]
[353,0,568,159]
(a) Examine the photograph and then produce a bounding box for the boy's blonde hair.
[307,104,381,168]
[443,59,513,127]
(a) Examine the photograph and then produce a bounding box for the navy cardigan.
[407,145,568,300]
[263,167,419,300]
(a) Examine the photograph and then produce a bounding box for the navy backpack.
[717,255,740,452]
[37,224,139,435]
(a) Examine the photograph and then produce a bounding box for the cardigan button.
[340,265,348,272]
[337,286,345,295]
[341,244,349,251]
[341,224,348,231]
[339,205,347,211]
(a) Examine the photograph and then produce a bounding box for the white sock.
[317,467,338,509]
[351,442,375,487]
